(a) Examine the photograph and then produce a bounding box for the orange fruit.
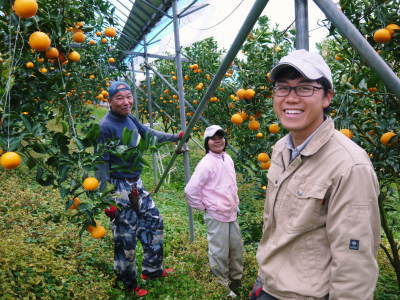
[68,51,80,62]
[28,31,51,51]
[45,47,59,59]
[248,120,260,131]
[373,28,391,43]
[0,152,22,169]
[260,161,271,170]
[368,87,378,92]
[236,88,246,99]
[239,111,248,121]
[340,128,353,139]
[244,89,256,100]
[231,113,243,125]
[25,61,34,68]
[36,57,44,63]
[190,64,199,70]
[209,96,218,103]
[101,90,109,97]
[195,83,204,90]
[104,27,117,37]
[83,177,99,191]
[72,31,86,43]
[335,54,343,61]
[89,74,95,79]
[89,39,96,45]
[380,131,396,145]
[108,57,115,63]
[385,24,400,36]
[13,0,38,18]
[95,31,102,36]
[184,75,189,80]
[91,225,106,239]
[172,75,177,80]
[256,132,263,138]
[268,123,280,134]
[39,67,47,73]
[69,197,81,209]
[257,152,270,163]
[101,38,107,44]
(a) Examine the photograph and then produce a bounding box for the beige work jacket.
[256,117,380,300]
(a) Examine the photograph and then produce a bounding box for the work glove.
[178,131,185,139]
[104,205,118,219]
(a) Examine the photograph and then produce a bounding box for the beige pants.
[204,213,244,286]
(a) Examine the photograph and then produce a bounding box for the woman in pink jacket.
[184,125,244,298]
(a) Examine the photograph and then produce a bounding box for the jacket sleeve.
[131,115,179,143]
[147,127,179,143]
[184,159,210,210]
[327,164,380,300]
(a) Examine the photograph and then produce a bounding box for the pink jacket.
[184,151,239,222]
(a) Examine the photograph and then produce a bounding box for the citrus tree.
[0,0,132,238]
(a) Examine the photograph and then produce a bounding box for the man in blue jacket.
[96,81,182,297]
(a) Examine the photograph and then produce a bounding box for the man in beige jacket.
[251,49,380,300]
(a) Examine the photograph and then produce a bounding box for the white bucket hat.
[204,125,225,140]
[270,49,333,89]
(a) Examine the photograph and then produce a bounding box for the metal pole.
[172,0,195,242]
[144,39,159,185]
[295,0,309,50]
[131,58,139,117]
[313,0,400,96]
[153,0,270,194]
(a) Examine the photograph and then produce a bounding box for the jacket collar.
[274,116,334,158]
[208,151,226,159]
[109,110,129,121]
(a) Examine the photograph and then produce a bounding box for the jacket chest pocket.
[285,182,329,233]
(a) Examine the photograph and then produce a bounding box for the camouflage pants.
[110,177,164,290]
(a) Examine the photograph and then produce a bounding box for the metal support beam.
[172,0,194,242]
[144,39,159,185]
[123,51,189,62]
[178,0,199,17]
[131,59,139,117]
[153,0,270,194]
[313,0,400,96]
[180,4,209,18]
[141,0,172,18]
[295,0,309,50]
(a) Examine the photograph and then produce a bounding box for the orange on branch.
[248,120,260,131]
[82,177,99,191]
[231,113,243,125]
[268,123,280,134]
[236,88,246,99]
[340,128,353,139]
[0,152,22,169]
[68,51,80,62]
[104,27,117,37]
[29,31,51,51]
[72,31,86,43]
[257,152,270,163]
[45,47,59,59]
[380,131,396,145]
[373,28,391,43]
[13,0,38,18]
[91,225,107,239]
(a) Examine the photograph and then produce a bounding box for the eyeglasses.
[272,85,323,97]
